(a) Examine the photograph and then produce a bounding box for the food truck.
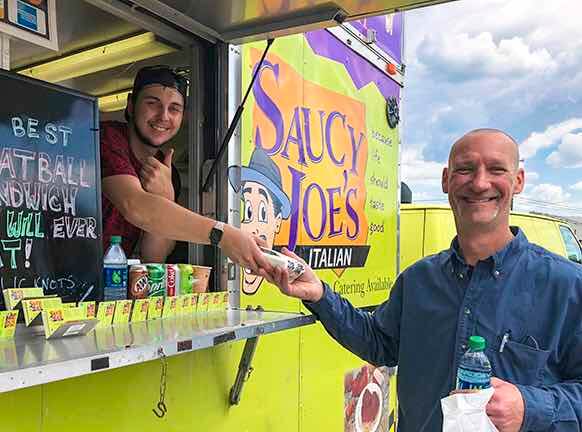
[0,1,451,431]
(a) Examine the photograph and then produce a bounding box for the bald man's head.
[442,127,525,239]
[449,129,520,170]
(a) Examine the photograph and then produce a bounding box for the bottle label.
[147,264,166,297]
[456,367,491,390]
[104,267,128,290]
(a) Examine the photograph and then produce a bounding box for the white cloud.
[514,183,571,215]
[520,118,582,159]
[406,0,582,66]
[410,191,444,202]
[571,182,582,191]
[408,0,582,54]
[514,183,579,216]
[417,32,556,80]
[526,171,539,182]
[429,105,453,125]
[520,183,571,204]
[546,133,582,168]
[402,0,582,217]
[404,0,582,168]
[400,148,445,187]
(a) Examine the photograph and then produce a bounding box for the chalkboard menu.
[0,69,102,307]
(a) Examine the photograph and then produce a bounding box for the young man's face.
[442,132,524,233]
[129,84,184,148]
[241,181,282,295]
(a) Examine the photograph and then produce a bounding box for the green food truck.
[0,1,451,431]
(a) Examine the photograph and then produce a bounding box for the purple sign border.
[305,29,400,101]
[350,14,403,64]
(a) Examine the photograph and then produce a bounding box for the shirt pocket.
[487,340,550,386]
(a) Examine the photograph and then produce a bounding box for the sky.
[401,0,582,218]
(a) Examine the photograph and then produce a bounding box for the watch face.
[210,228,223,245]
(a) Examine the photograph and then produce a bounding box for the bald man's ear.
[513,167,525,195]
[442,167,449,193]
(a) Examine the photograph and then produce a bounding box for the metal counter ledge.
[0,308,316,393]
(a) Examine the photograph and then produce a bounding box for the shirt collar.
[443,227,528,276]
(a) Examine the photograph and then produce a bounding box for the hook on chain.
[152,347,168,418]
[152,401,167,418]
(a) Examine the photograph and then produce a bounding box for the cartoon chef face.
[241,181,283,294]
[229,146,291,295]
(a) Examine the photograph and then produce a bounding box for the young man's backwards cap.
[125,65,189,120]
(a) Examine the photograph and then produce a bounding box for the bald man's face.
[442,132,524,232]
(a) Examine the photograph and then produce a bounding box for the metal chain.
[159,348,167,404]
[152,347,168,418]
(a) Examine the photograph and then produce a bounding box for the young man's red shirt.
[100,121,180,256]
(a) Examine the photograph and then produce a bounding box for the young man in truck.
[261,129,582,431]
[101,65,269,272]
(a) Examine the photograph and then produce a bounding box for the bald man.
[262,129,582,431]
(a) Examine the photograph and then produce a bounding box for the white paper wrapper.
[441,387,499,432]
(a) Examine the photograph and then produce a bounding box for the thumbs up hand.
[140,148,175,200]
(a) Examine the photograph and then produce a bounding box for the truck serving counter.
[0,308,315,402]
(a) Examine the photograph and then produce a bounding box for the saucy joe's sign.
[236,18,401,304]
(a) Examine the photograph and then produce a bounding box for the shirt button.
[461,344,467,350]
[458,273,464,279]
[494,270,500,278]
[464,308,471,315]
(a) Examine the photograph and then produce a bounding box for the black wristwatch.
[209,221,225,246]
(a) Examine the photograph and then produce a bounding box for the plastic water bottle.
[456,335,492,390]
[103,235,128,301]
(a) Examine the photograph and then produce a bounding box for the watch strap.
[209,221,225,246]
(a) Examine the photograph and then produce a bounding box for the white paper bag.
[441,387,499,432]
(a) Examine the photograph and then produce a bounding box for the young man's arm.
[140,229,175,263]
[102,174,270,272]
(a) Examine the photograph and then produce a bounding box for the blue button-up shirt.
[306,228,582,431]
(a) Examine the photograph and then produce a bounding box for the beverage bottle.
[178,264,194,294]
[103,235,128,301]
[455,335,492,390]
